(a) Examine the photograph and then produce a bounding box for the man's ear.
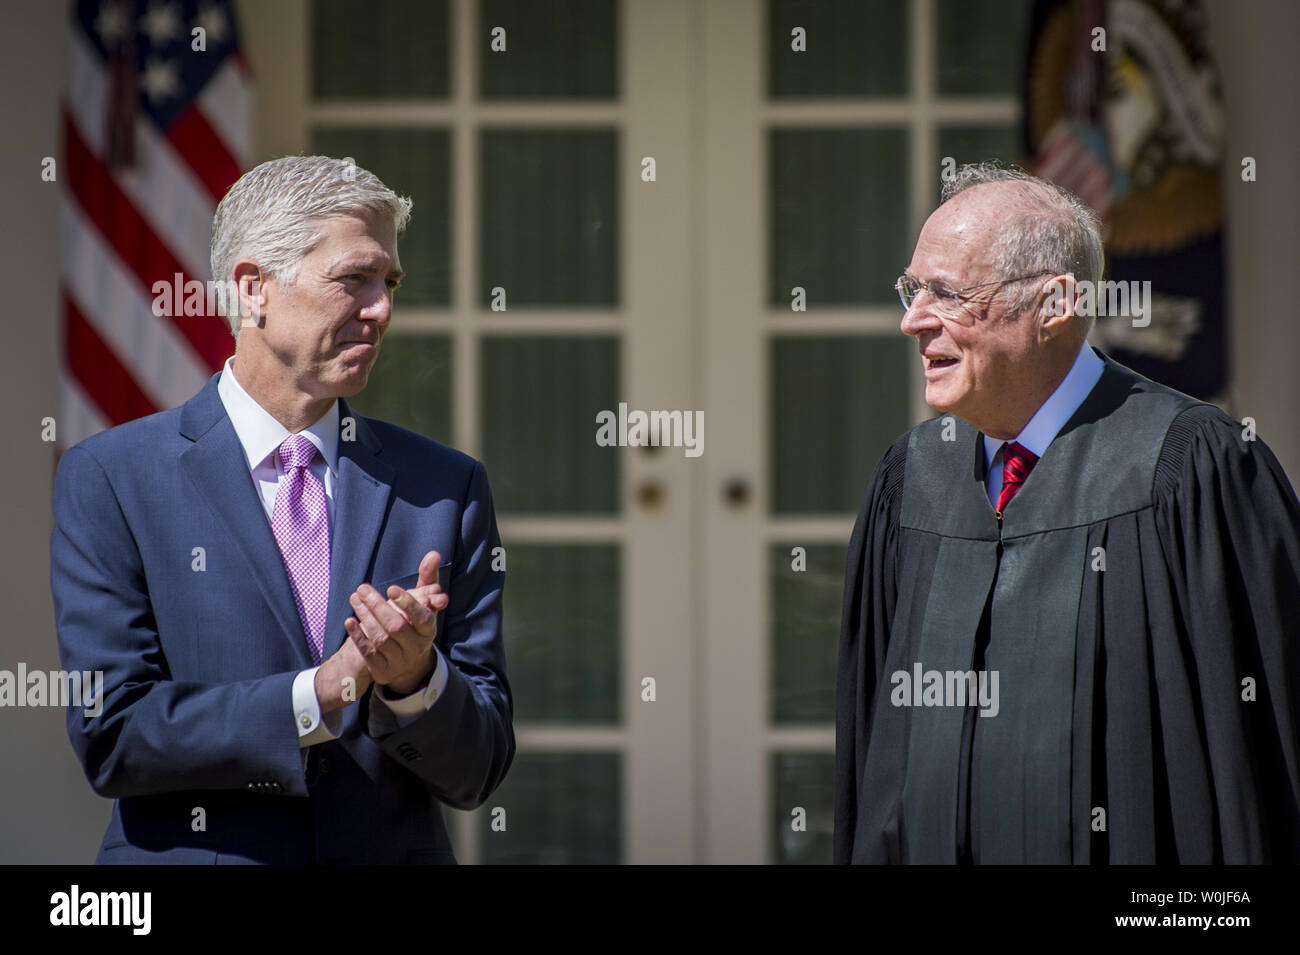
[1038,273,1078,342]
[232,261,267,329]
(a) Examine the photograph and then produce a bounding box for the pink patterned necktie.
[270,434,331,665]
[995,441,1038,517]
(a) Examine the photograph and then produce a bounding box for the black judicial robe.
[835,349,1300,864]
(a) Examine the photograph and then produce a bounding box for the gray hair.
[940,161,1104,320]
[210,155,412,335]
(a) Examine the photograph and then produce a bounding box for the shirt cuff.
[370,646,449,730]
[294,666,342,748]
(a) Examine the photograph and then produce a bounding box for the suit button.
[247,783,257,792]
[271,782,283,793]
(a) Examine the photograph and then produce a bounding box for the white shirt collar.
[217,356,340,474]
[983,343,1105,468]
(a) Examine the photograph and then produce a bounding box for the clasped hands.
[314,550,448,713]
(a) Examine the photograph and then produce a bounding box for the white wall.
[1207,0,1300,480]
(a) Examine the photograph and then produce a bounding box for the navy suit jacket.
[50,373,514,863]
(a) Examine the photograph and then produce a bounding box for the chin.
[924,385,955,412]
[339,373,370,397]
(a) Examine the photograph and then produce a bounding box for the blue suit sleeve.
[50,446,308,799]
[374,460,515,809]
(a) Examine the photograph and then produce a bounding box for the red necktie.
[995,441,1038,516]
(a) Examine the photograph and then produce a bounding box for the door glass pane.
[506,544,620,724]
[482,752,621,863]
[768,0,907,97]
[479,0,618,99]
[770,335,911,514]
[769,128,908,306]
[346,334,452,442]
[480,336,620,514]
[312,0,450,99]
[935,0,1032,95]
[480,129,619,306]
[311,128,453,307]
[772,752,834,864]
[771,543,844,723]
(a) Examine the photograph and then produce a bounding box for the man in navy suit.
[51,155,513,864]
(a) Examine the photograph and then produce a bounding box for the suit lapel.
[323,400,395,660]
[179,375,313,667]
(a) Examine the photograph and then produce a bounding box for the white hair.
[210,155,412,335]
[940,161,1105,322]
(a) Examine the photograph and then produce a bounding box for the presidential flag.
[1023,0,1228,400]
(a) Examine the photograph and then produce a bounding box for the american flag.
[60,0,250,448]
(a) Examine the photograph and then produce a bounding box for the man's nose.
[899,300,940,337]
[360,284,392,324]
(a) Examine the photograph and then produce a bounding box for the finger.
[346,616,391,683]
[344,617,376,660]
[350,589,403,669]
[390,589,435,635]
[357,583,415,636]
[395,584,449,613]
[416,550,442,590]
[357,584,422,668]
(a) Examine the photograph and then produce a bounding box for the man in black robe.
[835,163,1300,864]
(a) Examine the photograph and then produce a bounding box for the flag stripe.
[65,30,216,280]
[166,104,243,205]
[198,58,253,168]
[61,194,211,410]
[64,294,160,427]
[63,110,232,372]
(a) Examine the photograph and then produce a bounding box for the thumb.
[417,550,442,590]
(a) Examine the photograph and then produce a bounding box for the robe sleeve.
[1153,406,1300,861]
[834,435,906,864]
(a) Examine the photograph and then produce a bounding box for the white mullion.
[515,727,629,749]
[497,518,624,542]
[767,727,836,749]
[765,310,902,334]
[449,0,482,866]
[909,0,936,429]
[761,99,1015,125]
[453,0,479,465]
[309,102,624,126]
[765,517,856,542]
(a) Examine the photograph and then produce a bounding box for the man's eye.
[387,279,400,291]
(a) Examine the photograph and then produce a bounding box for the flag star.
[139,2,182,46]
[139,57,182,102]
[195,4,230,45]
[94,1,131,45]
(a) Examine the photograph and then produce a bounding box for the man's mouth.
[924,355,959,370]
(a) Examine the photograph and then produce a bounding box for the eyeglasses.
[894,270,1053,323]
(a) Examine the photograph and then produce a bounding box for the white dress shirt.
[982,344,1106,507]
[216,357,448,752]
